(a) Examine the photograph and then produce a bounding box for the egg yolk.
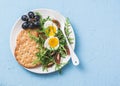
[48,37,59,48]
[46,26,57,36]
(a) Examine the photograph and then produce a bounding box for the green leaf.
[28,32,39,43]
[65,18,74,44]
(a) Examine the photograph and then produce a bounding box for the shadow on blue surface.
[71,21,86,72]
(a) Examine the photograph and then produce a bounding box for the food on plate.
[52,19,61,29]
[21,11,40,29]
[44,20,58,37]
[14,11,73,71]
[14,29,40,68]
[44,37,59,50]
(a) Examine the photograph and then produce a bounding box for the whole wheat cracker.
[14,29,41,68]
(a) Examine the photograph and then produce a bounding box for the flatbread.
[14,29,40,68]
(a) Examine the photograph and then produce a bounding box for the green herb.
[28,32,39,43]
[35,12,51,29]
[55,62,68,74]
[65,18,74,44]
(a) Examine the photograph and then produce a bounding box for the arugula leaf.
[65,18,74,44]
[28,32,39,43]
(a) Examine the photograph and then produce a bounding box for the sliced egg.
[44,37,59,50]
[44,21,58,37]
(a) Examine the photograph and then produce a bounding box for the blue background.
[0,0,120,86]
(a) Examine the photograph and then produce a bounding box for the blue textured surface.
[0,0,120,86]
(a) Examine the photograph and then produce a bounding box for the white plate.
[10,9,76,74]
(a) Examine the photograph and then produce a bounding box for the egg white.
[44,20,58,34]
[44,37,59,50]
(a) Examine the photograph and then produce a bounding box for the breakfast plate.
[10,9,76,74]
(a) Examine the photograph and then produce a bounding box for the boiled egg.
[44,21,58,37]
[44,37,59,50]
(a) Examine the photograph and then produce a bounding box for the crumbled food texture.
[14,29,41,68]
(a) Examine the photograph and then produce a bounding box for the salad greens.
[65,18,74,44]
[28,12,73,73]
